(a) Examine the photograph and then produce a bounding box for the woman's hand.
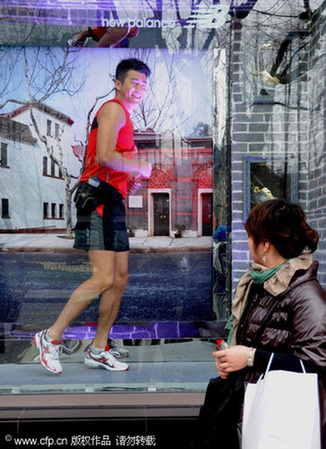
[212,345,255,379]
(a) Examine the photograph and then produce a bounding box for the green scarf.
[226,259,290,344]
[250,260,289,284]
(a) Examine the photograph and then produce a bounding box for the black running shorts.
[74,195,129,252]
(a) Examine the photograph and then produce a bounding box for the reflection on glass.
[1,0,323,401]
[0,46,215,332]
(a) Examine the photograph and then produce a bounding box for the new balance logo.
[185,2,230,29]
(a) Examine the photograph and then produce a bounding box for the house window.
[43,202,49,219]
[47,119,52,136]
[43,156,47,175]
[43,155,63,179]
[51,159,55,176]
[55,123,60,138]
[59,204,64,219]
[51,203,57,218]
[0,142,8,167]
[2,199,10,218]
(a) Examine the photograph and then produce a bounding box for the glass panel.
[0,1,325,405]
[0,44,214,320]
[243,155,298,221]
[0,39,218,396]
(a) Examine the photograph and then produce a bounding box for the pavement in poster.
[0,233,212,253]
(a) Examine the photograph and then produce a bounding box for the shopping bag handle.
[264,353,307,377]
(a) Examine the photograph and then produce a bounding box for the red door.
[202,193,212,236]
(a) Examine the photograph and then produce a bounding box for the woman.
[213,199,326,447]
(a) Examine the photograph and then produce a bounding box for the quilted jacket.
[235,261,326,447]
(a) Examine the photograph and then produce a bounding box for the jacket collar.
[259,253,314,296]
[230,253,314,346]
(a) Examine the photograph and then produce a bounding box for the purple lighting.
[1,0,186,27]
[0,0,232,28]
[9,322,206,341]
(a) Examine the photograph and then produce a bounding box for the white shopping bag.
[242,354,321,449]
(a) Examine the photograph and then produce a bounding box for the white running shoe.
[67,36,87,47]
[33,330,63,375]
[84,345,129,371]
[108,340,129,359]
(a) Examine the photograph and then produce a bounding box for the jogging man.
[34,58,152,374]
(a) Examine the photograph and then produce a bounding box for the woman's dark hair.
[245,199,319,258]
[115,58,151,83]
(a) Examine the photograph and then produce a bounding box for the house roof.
[0,117,37,145]
[134,128,158,144]
[1,102,74,126]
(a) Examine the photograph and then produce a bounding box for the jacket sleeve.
[290,279,326,371]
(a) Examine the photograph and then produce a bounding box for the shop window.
[243,156,298,222]
[1,0,322,406]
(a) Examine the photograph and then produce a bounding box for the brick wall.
[228,2,326,293]
[306,2,326,284]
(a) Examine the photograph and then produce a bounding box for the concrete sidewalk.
[0,233,212,253]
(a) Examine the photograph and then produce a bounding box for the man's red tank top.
[80,97,135,199]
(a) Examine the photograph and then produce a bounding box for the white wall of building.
[0,105,75,231]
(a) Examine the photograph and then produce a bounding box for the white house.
[0,103,74,231]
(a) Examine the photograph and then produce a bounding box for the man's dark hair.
[115,58,151,83]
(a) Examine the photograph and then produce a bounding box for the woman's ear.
[263,240,271,250]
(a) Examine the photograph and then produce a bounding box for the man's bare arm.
[96,102,151,178]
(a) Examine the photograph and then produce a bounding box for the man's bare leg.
[34,250,129,373]
[48,250,117,340]
[92,251,129,348]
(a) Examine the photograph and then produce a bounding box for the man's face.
[115,69,147,108]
